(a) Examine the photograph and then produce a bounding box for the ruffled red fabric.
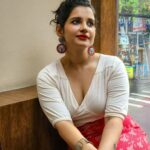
[69,115,150,150]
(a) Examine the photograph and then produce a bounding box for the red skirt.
[69,115,150,150]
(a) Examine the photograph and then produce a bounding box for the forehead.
[68,6,95,20]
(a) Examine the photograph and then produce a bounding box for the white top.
[37,54,129,127]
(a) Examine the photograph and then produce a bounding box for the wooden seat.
[0,86,66,150]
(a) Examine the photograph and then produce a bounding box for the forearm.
[55,120,85,149]
[98,117,123,150]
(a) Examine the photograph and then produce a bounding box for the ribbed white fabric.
[37,54,129,127]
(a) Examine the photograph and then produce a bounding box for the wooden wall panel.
[92,0,100,52]
[0,87,66,150]
[0,100,36,150]
[92,0,118,55]
[100,0,118,55]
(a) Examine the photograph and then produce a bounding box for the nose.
[80,22,88,33]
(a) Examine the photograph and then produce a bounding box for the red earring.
[57,37,66,53]
[88,46,95,56]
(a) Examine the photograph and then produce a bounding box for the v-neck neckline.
[58,54,102,107]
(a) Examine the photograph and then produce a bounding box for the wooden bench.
[0,86,67,150]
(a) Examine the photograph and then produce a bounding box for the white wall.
[0,0,62,92]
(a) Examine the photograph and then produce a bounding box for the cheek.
[65,24,79,32]
[93,28,96,36]
[90,27,96,34]
[64,28,78,39]
[91,29,96,39]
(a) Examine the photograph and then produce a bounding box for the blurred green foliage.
[119,0,150,15]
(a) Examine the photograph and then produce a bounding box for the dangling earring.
[88,46,95,56]
[57,37,66,53]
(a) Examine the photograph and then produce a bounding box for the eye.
[87,20,95,27]
[71,19,80,25]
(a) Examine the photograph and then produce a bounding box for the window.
[118,0,150,81]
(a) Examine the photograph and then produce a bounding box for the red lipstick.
[77,35,89,40]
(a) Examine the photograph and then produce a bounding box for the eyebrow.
[69,17,95,22]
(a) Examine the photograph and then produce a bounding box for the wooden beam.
[92,0,100,52]
[99,0,118,55]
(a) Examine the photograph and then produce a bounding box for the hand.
[82,143,97,150]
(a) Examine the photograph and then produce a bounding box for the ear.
[56,24,64,37]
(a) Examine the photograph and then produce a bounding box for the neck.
[61,48,95,69]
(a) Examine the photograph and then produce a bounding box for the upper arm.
[105,57,129,119]
[36,71,72,127]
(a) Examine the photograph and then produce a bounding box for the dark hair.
[50,0,96,28]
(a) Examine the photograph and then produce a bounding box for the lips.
[76,35,89,40]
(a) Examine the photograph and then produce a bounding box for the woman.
[37,0,150,149]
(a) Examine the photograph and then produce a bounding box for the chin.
[76,42,91,47]
[76,44,90,49]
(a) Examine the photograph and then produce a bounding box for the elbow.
[105,116,123,130]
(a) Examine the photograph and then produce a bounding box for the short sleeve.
[105,57,129,119]
[36,70,72,127]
